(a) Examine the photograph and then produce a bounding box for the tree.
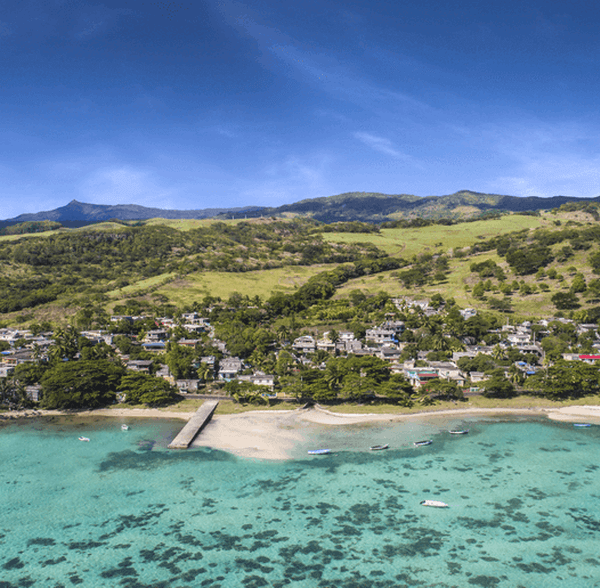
[120,372,179,406]
[380,374,413,405]
[570,273,587,294]
[48,325,80,364]
[0,378,30,409]
[481,376,516,398]
[541,361,600,399]
[165,342,195,379]
[425,379,464,400]
[551,292,580,310]
[41,360,125,409]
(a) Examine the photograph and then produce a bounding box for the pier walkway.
[168,400,219,449]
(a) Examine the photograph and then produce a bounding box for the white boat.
[420,500,449,508]
[414,440,432,447]
[78,437,90,442]
[308,449,331,455]
[370,444,389,451]
[449,429,469,435]
[121,425,129,431]
[574,423,591,427]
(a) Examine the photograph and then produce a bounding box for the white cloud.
[240,152,333,206]
[79,165,177,207]
[481,119,600,197]
[353,132,424,170]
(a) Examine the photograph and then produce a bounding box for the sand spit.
[3,404,600,460]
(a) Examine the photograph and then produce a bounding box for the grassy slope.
[150,265,330,305]
[4,210,600,324]
[323,215,542,257]
[329,211,600,320]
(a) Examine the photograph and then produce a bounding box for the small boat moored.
[420,499,449,508]
[449,429,469,435]
[414,440,432,447]
[370,444,389,451]
[121,425,129,431]
[78,437,90,442]
[574,423,591,427]
[308,449,331,455]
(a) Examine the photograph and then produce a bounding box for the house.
[183,324,206,335]
[141,341,166,352]
[155,365,172,381]
[238,372,275,388]
[181,312,210,326]
[218,357,244,380]
[336,339,364,354]
[404,368,439,388]
[576,354,600,365]
[506,332,531,347]
[145,329,168,342]
[2,350,34,366]
[577,324,599,336]
[469,372,489,383]
[176,379,201,393]
[427,361,463,381]
[178,338,202,348]
[25,385,42,403]
[126,360,153,373]
[0,365,15,378]
[292,336,316,354]
[365,327,396,346]
[460,308,477,320]
[380,320,405,335]
[338,331,356,342]
[317,334,336,353]
[111,315,134,323]
[377,346,403,362]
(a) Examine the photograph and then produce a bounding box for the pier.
[168,400,219,449]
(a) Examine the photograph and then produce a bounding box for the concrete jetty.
[168,400,219,449]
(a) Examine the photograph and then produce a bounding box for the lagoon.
[1,415,599,587]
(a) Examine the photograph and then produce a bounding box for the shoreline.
[3,404,599,460]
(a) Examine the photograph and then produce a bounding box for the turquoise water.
[1,415,600,587]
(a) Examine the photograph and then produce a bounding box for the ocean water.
[1,414,600,587]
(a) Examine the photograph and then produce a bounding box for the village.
[1,293,599,409]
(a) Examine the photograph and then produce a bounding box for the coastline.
[3,404,600,460]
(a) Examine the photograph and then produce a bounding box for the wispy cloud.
[481,119,600,197]
[240,152,333,206]
[80,165,177,207]
[354,132,424,169]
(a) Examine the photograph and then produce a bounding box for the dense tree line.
[0,220,384,314]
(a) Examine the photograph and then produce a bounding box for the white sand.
[4,404,600,460]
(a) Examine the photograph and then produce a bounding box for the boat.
[307,449,331,455]
[78,437,90,442]
[420,500,449,508]
[121,425,129,431]
[414,440,432,447]
[370,444,389,451]
[449,429,469,435]
[574,423,591,427]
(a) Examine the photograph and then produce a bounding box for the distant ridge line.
[2,190,600,227]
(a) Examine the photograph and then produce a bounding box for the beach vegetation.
[40,360,125,409]
[119,373,179,406]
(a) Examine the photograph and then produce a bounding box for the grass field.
[153,264,334,305]
[323,215,543,257]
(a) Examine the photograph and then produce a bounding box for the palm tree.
[491,345,505,361]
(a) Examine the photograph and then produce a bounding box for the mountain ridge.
[2,190,599,227]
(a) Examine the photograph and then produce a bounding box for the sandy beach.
[3,404,600,460]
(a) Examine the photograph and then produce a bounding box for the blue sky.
[2,0,600,218]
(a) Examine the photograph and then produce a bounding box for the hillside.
[241,190,600,223]
[0,200,265,229]
[3,191,600,229]
[2,202,600,328]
